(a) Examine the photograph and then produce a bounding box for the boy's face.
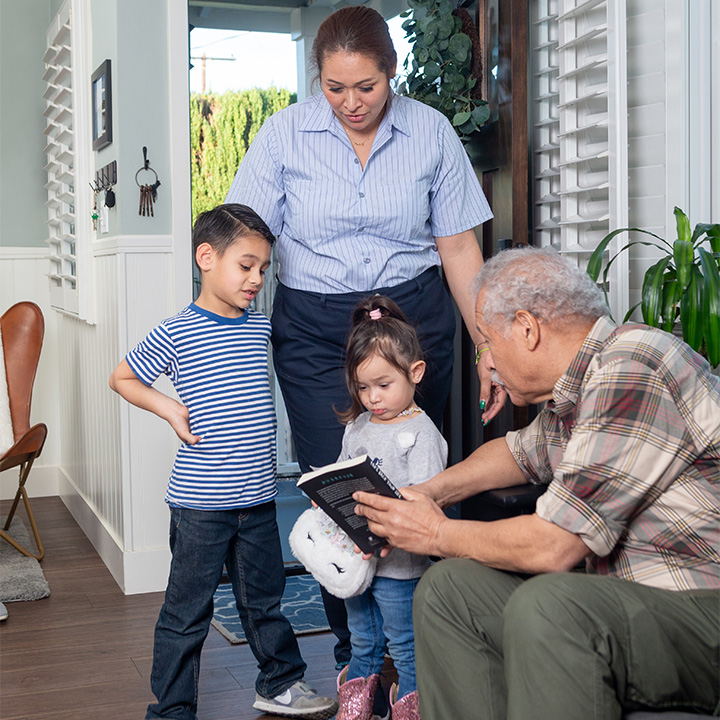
[195,233,271,318]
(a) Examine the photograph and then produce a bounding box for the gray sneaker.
[252,679,338,719]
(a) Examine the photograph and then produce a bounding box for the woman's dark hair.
[338,295,423,423]
[312,6,397,83]
[192,203,275,259]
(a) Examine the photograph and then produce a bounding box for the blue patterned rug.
[211,574,329,644]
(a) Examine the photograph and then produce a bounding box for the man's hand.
[353,487,448,557]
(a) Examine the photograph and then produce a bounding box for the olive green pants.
[413,560,720,720]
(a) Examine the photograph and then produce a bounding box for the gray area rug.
[0,517,50,602]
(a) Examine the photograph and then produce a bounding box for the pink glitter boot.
[389,682,421,720]
[335,665,380,720]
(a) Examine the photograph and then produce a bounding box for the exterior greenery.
[399,0,489,141]
[587,207,720,367]
[190,88,296,223]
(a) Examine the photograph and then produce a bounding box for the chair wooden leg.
[0,458,44,561]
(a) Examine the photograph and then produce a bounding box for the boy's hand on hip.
[167,402,201,445]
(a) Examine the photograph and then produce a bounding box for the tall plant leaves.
[679,267,703,352]
[641,257,671,327]
[698,247,720,367]
[674,206,691,243]
[586,208,718,367]
[673,239,693,290]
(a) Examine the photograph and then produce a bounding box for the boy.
[110,204,338,720]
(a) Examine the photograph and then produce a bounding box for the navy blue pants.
[271,268,456,667]
[271,267,456,472]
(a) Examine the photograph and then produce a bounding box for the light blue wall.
[0,0,175,249]
[0,0,54,248]
[92,0,172,237]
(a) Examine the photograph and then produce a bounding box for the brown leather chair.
[0,302,47,560]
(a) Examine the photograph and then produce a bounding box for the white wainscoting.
[1,243,179,593]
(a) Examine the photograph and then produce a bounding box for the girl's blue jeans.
[145,502,306,720]
[345,575,421,700]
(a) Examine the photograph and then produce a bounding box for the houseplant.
[398,0,489,142]
[587,207,720,367]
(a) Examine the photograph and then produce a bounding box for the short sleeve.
[225,116,286,235]
[125,324,177,387]
[428,120,493,238]
[535,359,694,558]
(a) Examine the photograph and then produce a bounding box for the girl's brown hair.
[338,295,423,423]
[312,6,397,83]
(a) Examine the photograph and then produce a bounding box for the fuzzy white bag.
[0,325,14,455]
[289,507,377,599]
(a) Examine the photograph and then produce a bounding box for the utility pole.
[190,53,236,93]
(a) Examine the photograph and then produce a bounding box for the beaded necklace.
[396,406,422,418]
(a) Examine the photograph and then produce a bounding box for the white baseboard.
[58,470,170,595]
[0,464,60,500]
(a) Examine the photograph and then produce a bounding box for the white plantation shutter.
[43,0,94,321]
[531,0,629,320]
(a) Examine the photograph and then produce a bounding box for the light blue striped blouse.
[226,93,493,293]
[125,304,277,510]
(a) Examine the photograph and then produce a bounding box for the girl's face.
[355,352,425,423]
[320,51,394,136]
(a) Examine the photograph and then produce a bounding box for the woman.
[225,3,498,680]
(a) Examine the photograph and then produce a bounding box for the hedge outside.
[190,87,296,224]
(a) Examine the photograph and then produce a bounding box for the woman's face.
[320,51,394,135]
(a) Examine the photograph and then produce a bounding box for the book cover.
[297,455,404,554]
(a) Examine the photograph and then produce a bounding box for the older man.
[354,247,720,720]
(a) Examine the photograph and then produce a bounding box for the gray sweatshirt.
[338,411,448,579]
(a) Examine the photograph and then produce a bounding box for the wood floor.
[0,496,339,720]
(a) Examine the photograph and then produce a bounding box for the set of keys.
[138,181,160,216]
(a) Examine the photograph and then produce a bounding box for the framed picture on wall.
[91,60,112,151]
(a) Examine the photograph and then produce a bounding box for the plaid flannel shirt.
[507,316,720,591]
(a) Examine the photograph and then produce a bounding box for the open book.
[297,455,404,554]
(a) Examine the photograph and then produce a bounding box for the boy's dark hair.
[192,204,275,260]
[338,295,424,423]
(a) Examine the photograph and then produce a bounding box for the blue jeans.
[345,576,420,700]
[146,503,306,720]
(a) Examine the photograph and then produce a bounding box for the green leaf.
[641,257,671,327]
[698,247,720,367]
[586,228,638,281]
[680,266,703,351]
[674,206,692,243]
[707,224,720,255]
[424,61,442,81]
[436,14,454,40]
[660,278,681,333]
[448,32,471,64]
[453,111,471,126]
[672,239,694,290]
[471,104,490,125]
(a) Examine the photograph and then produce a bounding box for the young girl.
[335,295,447,720]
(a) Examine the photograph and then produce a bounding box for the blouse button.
[359,192,365,198]
[363,257,371,264]
[354,159,360,164]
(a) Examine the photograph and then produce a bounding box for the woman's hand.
[477,360,507,423]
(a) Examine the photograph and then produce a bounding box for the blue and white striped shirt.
[226,93,492,293]
[125,304,277,510]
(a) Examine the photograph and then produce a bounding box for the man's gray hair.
[474,246,609,334]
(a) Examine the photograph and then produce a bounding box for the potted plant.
[587,207,720,367]
[398,0,489,142]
